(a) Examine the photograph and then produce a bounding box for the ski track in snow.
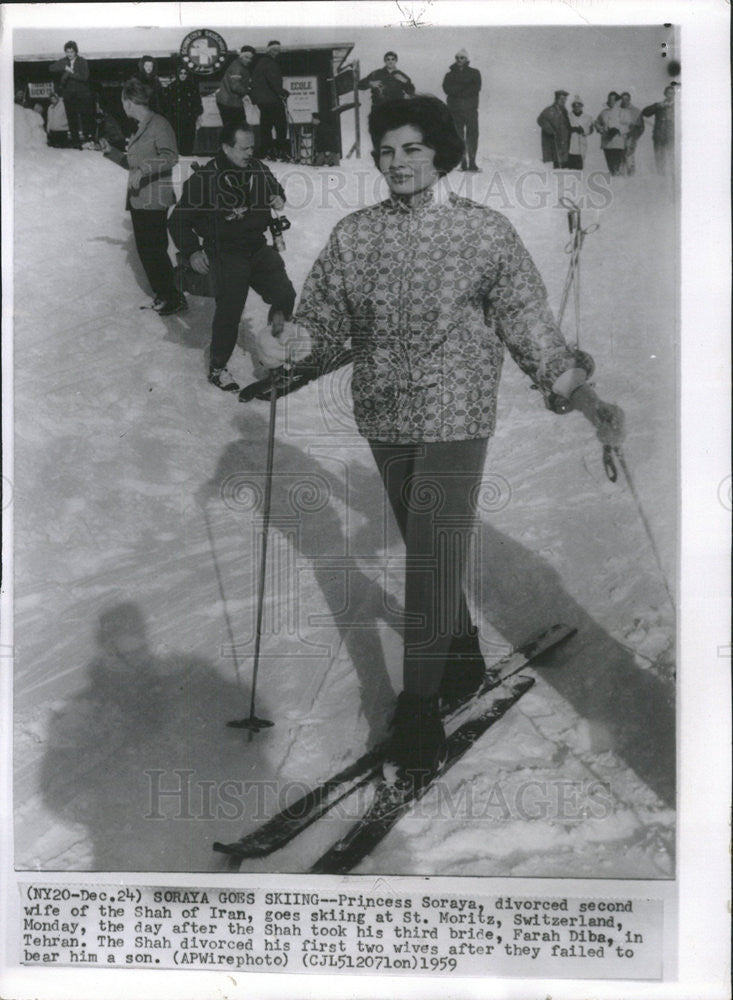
[12,106,676,875]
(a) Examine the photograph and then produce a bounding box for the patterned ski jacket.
[295,185,586,444]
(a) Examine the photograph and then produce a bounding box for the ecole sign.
[283,76,318,123]
[179,29,228,75]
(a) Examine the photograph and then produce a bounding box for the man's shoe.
[382,692,447,787]
[208,366,240,392]
[151,296,165,311]
[158,295,188,316]
[466,164,482,172]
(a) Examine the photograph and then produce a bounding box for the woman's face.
[143,60,154,76]
[377,125,440,198]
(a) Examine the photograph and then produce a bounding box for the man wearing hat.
[442,49,482,171]
[251,40,290,159]
[567,95,595,170]
[537,90,571,168]
[358,52,415,108]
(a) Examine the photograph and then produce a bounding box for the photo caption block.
[18,884,663,979]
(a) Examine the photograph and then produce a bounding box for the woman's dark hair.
[368,95,464,176]
[607,91,620,102]
[122,78,153,107]
[240,44,256,55]
[64,40,78,53]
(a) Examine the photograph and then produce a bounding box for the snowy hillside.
[12,104,676,875]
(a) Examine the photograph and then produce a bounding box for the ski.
[212,623,575,864]
[309,674,536,874]
[238,349,354,403]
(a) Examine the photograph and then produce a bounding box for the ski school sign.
[179,29,228,75]
[283,76,319,123]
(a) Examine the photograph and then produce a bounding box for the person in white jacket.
[46,92,70,147]
[595,91,628,176]
[566,96,594,170]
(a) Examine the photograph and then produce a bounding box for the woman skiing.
[256,95,625,787]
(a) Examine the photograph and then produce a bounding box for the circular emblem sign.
[179,29,228,75]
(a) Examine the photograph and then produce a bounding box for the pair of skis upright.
[213,623,575,874]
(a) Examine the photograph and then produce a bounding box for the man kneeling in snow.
[168,122,296,391]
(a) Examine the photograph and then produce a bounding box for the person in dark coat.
[168,122,296,391]
[642,84,677,176]
[250,40,290,160]
[442,48,482,171]
[311,112,340,166]
[215,45,254,129]
[358,51,415,108]
[537,90,571,168]
[100,78,185,316]
[83,97,127,151]
[49,40,94,148]
[165,65,203,155]
[133,55,166,115]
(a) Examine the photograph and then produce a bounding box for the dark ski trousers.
[210,247,296,369]
[369,438,489,699]
[603,148,626,175]
[257,102,288,156]
[450,107,479,168]
[129,208,178,303]
[63,90,94,146]
[217,103,248,130]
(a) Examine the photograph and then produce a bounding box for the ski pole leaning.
[557,196,598,346]
[603,444,676,612]
[228,374,279,737]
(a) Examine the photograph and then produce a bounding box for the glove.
[593,401,625,446]
[605,127,620,140]
[254,321,312,369]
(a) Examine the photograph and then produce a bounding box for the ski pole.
[557,197,598,344]
[603,445,676,611]
[228,374,278,737]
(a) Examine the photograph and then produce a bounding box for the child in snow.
[255,96,625,787]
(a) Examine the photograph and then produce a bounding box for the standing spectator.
[255,96,625,785]
[49,41,94,148]
[166,65,203,155]
[619,91,645,176]
[100,78,185,316]
[168,124,296,391]
[642,84,676,176]
[133,56,166,115]
[442,48,482,171]
[537,90,571,168]
[46,93,70,147]
[215,45,255,129]
[566,95,594,170]
[358,52,415,109]
[311,112,341,166]
[595,91,627,176]
[251,40,290,160]
[194,92,224,156]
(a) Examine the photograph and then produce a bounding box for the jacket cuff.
[551,366,588,400]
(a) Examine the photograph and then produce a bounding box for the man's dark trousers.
[129,209,179,303]
[450,107,479,168]
[217,103,247,129]
[257,102,288,156]
[64,91,94,146]
[211,246,296,369]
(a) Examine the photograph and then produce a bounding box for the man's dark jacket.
[49,54,91,99]
[250,54,288,105]
[168,151,285,258]
[442,63,482,112]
